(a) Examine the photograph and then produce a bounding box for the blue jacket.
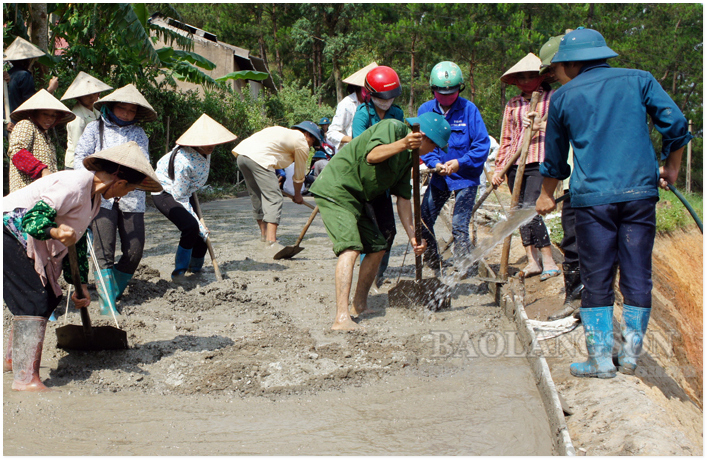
[351,102,405,138]
[541,63,692,208]
[418,97,490,191]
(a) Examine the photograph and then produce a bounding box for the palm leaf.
[215,70,270,82]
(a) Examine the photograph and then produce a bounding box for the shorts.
[313,196,388,256]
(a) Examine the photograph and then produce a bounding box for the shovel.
[55,245,129,351]
[191,193,223,281]
[388,123,451,312]
[274,205,319,260]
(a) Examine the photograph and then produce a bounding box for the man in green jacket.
[310,113,451,331]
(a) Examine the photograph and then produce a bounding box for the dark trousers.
[3,228,61,317]
[507,163,551,248]
[560,191,579,265]
[575,199,656,309]
[367,191,397,251]
[91,202,145,274]
[152,192,208,258]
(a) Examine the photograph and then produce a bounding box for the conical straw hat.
[176,114,238,147]
[10,89,76,125]
[4,36,45,61]
[342,62,378,87]
[94,84,157,122]
[500,53,542,84]
[61,71,113,101]
[83,141,162,192]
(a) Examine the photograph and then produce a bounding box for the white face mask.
[371,96,394,111]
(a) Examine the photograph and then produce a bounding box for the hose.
[668,184,703,234]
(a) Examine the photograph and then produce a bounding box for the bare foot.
[349,303,375,317]
[520,263,542,278]
[331,314,364,331]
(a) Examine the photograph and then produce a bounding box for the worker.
[326,62,377,154]
[352,65,405,287]
[536,28,692,379]
[7,90,75,192]
[152,114,237,282]
[418,61,490,276]
[493,53,560,280]
[60,71,113,169]
[232,121,323,248]
[4,36,59,133]
[73,84,158,316]
[3,141,160,391]
[309,112,451,331]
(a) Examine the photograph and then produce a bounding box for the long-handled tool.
[274,205,319,259]
[55,245,128,351]
[191,193,223,281]
[282,190,316,210]
[388,124,451,311]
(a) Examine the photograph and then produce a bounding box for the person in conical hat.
[327,62,377,154]
[4,36,59,126]
[152,114,237,282]
[492,52,560,281]
[61,71,113,169]
[72,83,157,317]
[7,89,75,192]
[2,141,160,391]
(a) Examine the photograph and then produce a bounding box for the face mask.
[359,87,371,103]
[434,91,458,107]
[516,76,545,94]
[371,97,394,111]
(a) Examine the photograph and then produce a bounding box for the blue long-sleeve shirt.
[541,63,692,208]
[417,97,490,191]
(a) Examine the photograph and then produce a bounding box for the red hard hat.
[364,66,402,99]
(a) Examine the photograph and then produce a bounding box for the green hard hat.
[552,27,618,63]
[429,61,464,94]
[538,35,564,75]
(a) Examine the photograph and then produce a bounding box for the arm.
[8,121,47,178]
[643,73,693,159]
[327,97,353,151]
[659,146,685,190]
[448,108,490,176]
[64,116,85,168]
[395,197,427,255]
[171,154,209,238]
[72,121,99,171]
[536,177,561,216]
[366,132,422,164]
[492,104,515,186]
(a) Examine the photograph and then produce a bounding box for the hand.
[411,237,427,255]
[491,172,505,187]
[522,111,545,132]
[3,71,9,83]
[443,159,459,175]
[535,193,556,216]
[434,163,446,175]
[47,76,59,94]
[6,122,14,133]
[71,284,91,309]
[659,165,678,191]
[401,132,423,151]
[340,135,352,146]
[50,224,78,246]
[41,168,51,177]
[292,193,304,204]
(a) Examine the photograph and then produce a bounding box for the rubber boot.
[570,307,617,379]
[188,256,205,274]
[4,326,13,373]
[112,268,133,300]
[11,316,52,391]
[548,263,584,321]
[172,246,192,282]
[617,304,651,375]
[96,268,120,316]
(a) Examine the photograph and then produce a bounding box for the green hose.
[667,184,703,234]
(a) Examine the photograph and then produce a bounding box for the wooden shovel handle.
[410,123,423,283]
[191,193,223,281]
[282,190,316,210]
[67,244,92,337]
[293,206,319,246]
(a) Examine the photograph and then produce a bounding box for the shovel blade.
[56,325,129,351]
[388,278,451,311]
[273,245,304,260]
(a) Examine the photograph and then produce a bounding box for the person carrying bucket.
[309,112,451,331]
[3,141,161,391]
[326,62,377,154]
[232,121,323,250]
[418,61,490,276]
[536,28,692,379]
[352,65,405,288]
[7,89,76,192]
[152,114,237,282]
[61,71,113,169]
[73,84,158,317]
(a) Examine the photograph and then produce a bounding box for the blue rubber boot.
[112,268,133,300]
[96,268,120,316]
[375,250,391,288]
[188,257,205,274]
[617,304,651,375]
[172,246,192,282]
[570,306,616,379]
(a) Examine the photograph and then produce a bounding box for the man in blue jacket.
[418,61,490,274]
[536,28,692,379]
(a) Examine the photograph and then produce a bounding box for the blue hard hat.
[312,150,328,160]
[405,112,451,153]
[551,28,618,63]
[291,121,324,147]
[318,117,331,125]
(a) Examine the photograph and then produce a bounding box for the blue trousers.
[575,199,656,309]
[421,183,478,260]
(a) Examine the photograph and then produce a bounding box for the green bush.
[656,187,703,233]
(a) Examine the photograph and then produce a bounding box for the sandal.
[540,269,561,281]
